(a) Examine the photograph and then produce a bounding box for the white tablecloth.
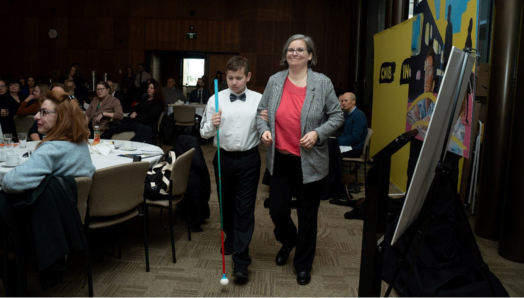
[0,141,164,182]
[167,103,206,117]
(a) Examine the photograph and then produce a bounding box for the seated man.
[189,78,210,104]
[163,77,186,113]
[337,92,368,158]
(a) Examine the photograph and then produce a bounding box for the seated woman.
[17,84,49,117]
[2,90,95,193]
[130,80,165,131]
[28,84,67,141]
[85,81,123,135]
[0,80,22,137]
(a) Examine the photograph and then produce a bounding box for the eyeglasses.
[37,108,56,117]
[287,48,308,55]
[96,88,107,91]
[0,85,5,88]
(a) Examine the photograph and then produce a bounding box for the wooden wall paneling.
[242,53,258,89]
[144,0,170,19]
[112,50,130,82]
[53,17,69,49]
[96,49,115,79]
[240,0,258,20]
[37,48,54,81]
[38,17,54,50]
[10,18,25,51]
[83,0,112,17]
[129,0,146,18]
[328,0,353,23]
[208,53,235,88]
[273,21,290,54]
[192,0,227,21]
[256,21,275,54]
[289,21,307,37]
[68,17,98,50]
[25,17,39,48]
[257,0,292,21]
[240,20,258,53]
[306,22,327,60]
[113,18,130,50]
[98,17,114,50]
[53,48,70,78]
[113,0,132,17]
[129,50,146,68]
[129,18,145,50]
[207,21,240,53]
[305,0,329,22]
[24,48,39,77]
[256,54,274,87]
[291,0,308,22]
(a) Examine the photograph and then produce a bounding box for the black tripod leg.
[444,173,496,296]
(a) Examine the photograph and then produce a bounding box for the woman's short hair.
[8,79,21,89]
[96,81,110,90]
[36,84,49,103]
[37,91,90,148]
[150,80,166,111]
[280,34,318,68]
[50,83,67,91]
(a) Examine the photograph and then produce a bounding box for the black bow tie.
[230,93,246,102]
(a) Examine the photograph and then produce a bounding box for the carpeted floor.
[3,143,524,297]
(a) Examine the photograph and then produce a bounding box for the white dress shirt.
[200,88,262,152]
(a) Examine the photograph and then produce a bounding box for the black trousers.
[269,151,324,271]
[212,147,261,266]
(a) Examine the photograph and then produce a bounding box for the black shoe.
[329,198,357,207]
[297,270,311,285]
[275,246,294,266]
[232,263,248,279]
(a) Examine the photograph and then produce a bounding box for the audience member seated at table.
[0,79,22,137]
[101,81,164,144]
[62,64,86,108]
[162,77,186,112]
[2,90,96,192]
[107,80,129,112]
[189,78,210,104]
[337,92,368,158]
[219,72,228,91]
[28,84,67,141]
[17,84,48,117]
[85,81,123,136]
[20,76,35,97]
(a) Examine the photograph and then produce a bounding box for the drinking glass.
[18,133,27,148]
[4,133,12,150]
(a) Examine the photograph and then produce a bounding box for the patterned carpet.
[4,143,524,296]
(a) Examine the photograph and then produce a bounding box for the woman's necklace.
[290,72,307,87]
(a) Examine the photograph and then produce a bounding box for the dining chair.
[342,128,373,188]
[111,131,136,140]
[85,161,150,273]
[74,177,94,297]
[13,116,35,137]
[172,105,196,135]
[144,148,195,263]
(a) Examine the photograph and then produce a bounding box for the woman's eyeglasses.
[37,108,57,117]
[287,48,308,55]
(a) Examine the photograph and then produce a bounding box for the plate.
[122,148,137,151]
[2,163,19,167]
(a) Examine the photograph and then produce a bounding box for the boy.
[200,56,262,280]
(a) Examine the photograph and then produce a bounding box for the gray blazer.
[257,68,344,184]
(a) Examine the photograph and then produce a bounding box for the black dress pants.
[269,151,324,271]
[212,147,260,266]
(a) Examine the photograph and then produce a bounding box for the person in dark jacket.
[337,92,368,158]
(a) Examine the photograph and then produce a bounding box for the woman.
[28,84,66,141]
[0,80,22,137]
[257,34,343,285]
[17,84,49,117]
[130,80,164,131]
[21,76,35,97]
[215,70,222,84]
[85,81,123,134]
[2,90,95,193]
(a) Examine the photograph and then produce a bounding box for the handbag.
[144,151,176,197]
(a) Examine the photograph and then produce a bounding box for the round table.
[0,140,164,182]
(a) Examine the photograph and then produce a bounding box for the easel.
[358,48,495,297]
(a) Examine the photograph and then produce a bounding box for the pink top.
[275,78,307,156]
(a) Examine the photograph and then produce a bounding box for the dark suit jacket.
[189,88,210,104]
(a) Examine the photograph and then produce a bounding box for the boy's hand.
[212,109,222,127]
[261,130,272,147]
[260,110,269,122]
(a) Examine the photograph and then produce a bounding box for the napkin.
[90,142,115,155]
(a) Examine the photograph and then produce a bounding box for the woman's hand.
[261,130,272,147]
[130,112,137,119]
[95,113,103,124]
[300,131,318,149]
[212,109,222,127]
[260,109,269,122]
[25,94,35,102]
[1,109,9,117]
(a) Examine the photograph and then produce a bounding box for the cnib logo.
[379,62,396,84]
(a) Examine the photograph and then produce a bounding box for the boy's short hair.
[226,56,250,76]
